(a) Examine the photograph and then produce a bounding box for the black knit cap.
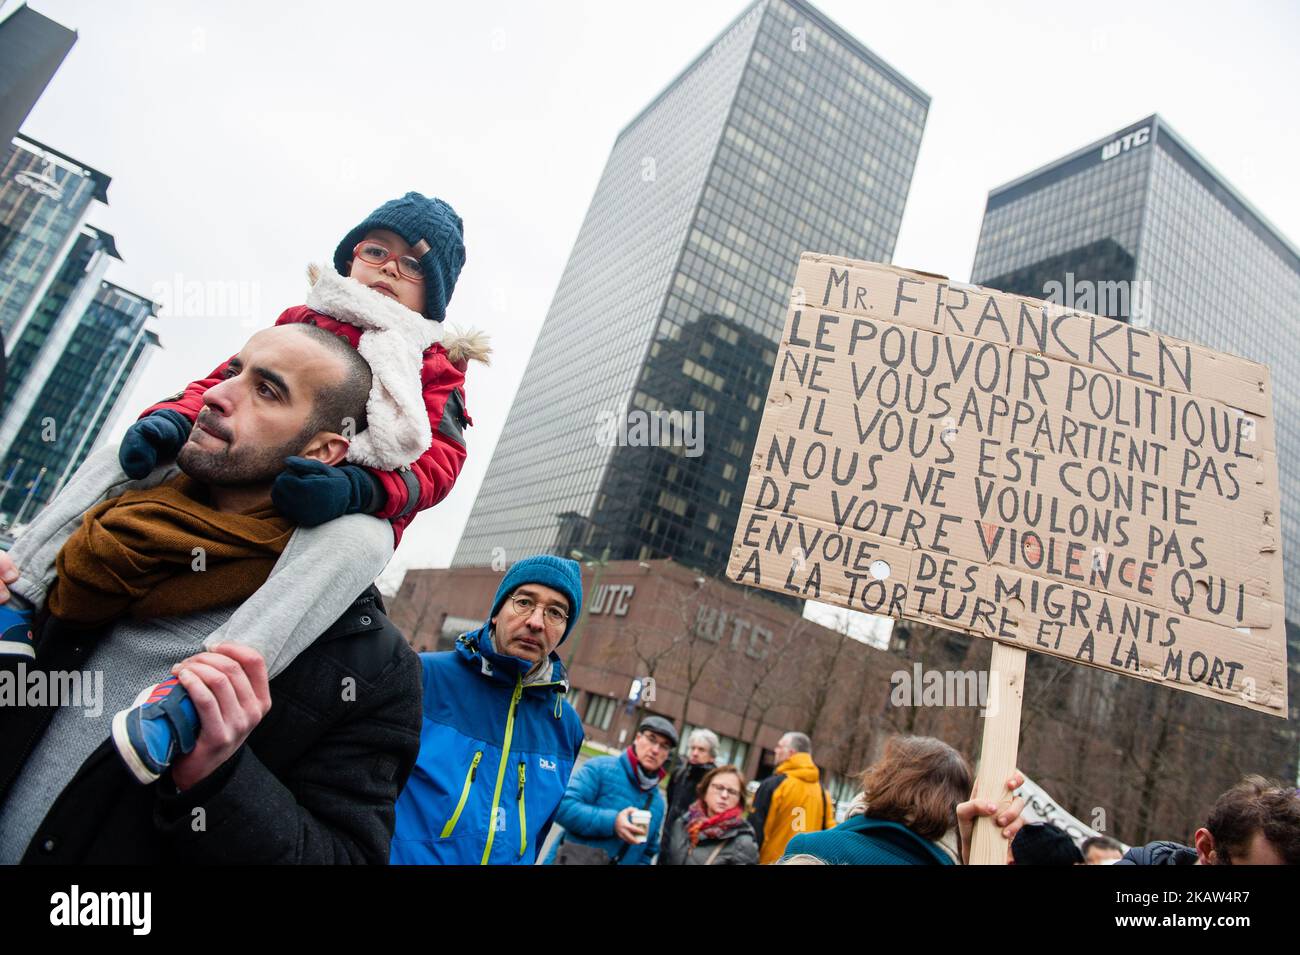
[333,191,466,322]
[1011,823,1085,865]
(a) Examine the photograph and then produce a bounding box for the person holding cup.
[660,765,758,865]
[546,716,676,865]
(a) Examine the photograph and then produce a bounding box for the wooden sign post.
[968,643,1025,865]
[728,254,1289,863]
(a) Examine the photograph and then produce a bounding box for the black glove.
[271,457,385,526]
[119,410,193,478]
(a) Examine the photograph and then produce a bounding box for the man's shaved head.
[287,323,372,439]
[177,325,372,503]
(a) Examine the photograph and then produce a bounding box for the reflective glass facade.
[1,227,118,431]
[0,136,109,339]
[455,0,928,573]
[971,115,1300,624]
[0,281,158,522]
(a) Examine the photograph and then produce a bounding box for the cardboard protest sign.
[728,253,1287,716]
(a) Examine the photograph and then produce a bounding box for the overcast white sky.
[15,0,1300,594]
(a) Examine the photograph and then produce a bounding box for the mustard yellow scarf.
[47,474,293,625]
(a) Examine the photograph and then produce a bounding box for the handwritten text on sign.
[727,254,1287,715]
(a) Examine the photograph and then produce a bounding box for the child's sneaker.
[0,603,35,658]
[111,676,200,784]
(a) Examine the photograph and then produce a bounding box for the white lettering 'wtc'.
[1101,126,1151,161]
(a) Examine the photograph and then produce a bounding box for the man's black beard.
[176,427,310,490]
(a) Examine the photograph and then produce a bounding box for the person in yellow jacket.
[751,732,835,864]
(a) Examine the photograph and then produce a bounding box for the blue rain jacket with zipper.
[389,623,584,865]
[543,750,667,865]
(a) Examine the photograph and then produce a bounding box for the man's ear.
[298,432,350,467]
[1193,827,1217,864]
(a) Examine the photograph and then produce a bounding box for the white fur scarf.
[305,264,439,471]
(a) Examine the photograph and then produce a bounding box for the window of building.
[585,693,617,731]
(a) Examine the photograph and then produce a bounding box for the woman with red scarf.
[660,765,758,865]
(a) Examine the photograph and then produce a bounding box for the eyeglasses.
[352,241,425,282]
[638,732,672,753]
[507,593,569,631]
[708,782,741,798]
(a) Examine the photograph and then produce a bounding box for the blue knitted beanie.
[333,191,465,322]
[490,555,584,645]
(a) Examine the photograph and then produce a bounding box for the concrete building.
[388,558,1297,842]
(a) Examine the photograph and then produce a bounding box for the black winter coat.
[660,813,759,866]
[665,760,716,828]
[1115,841,1199,865]
[0,586,422,864]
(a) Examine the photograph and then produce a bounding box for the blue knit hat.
[490,555,584,645]
[333,191,466,322]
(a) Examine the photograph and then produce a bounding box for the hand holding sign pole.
[968,642,1025,864]
[728,253,1288,864]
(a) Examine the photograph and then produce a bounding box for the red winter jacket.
[141,304,473,546]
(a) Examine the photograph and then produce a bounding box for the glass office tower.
[0,135,110,339]
[0,4,76,150]
[971,114,1300,627]
[454,0,928,575]
[0,278,159,522]
[1,226,120,428]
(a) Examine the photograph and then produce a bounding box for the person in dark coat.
[1116,775,1300,866]
[0,324,423,863]
[661,727,718,851]
[0,585,421,863]
[661,765,758,865]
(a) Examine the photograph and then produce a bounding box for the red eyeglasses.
[352,241,425,282]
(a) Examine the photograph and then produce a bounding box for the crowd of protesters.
[1,189,1297,867]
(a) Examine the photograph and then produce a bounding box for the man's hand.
[119,410,192,478]
[0,552,18,603]
[170,643,272,792]
[956,769,1027,865]
[271,457,381,526]
[613,806,646,845]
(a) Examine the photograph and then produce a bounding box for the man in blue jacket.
[389,555,585,864]
[545,715,676,865]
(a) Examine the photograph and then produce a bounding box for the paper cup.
[630,809,652,843]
